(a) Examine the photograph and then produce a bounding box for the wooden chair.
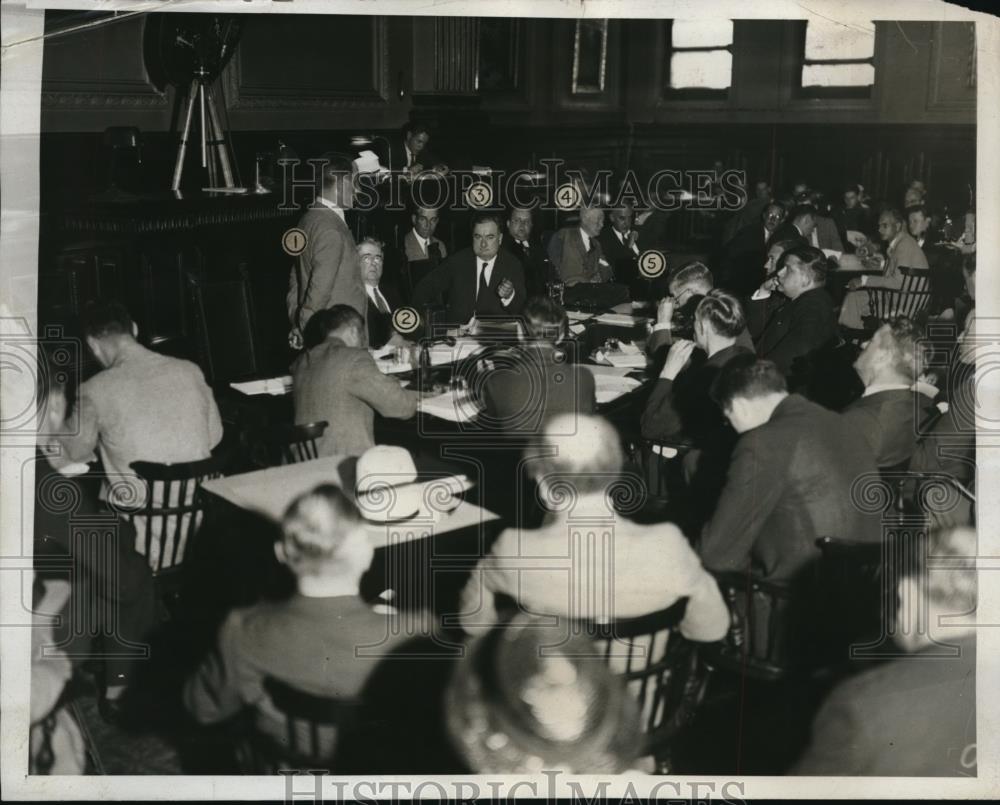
[127,449,230,595]
[239,677,362,773]
[263,421,328,466]
[573,599,708,771]
[703,572,802,682]
[864,265,933,326]
[626,437,693,522]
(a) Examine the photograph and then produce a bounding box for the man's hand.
[626,231,639,249]
[656,296,675,326]
[497,277,515,301]
[660,339,696,381]
[288,328,304,350]
[45,387,68,432]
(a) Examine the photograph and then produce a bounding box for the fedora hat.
[354,445,469,523]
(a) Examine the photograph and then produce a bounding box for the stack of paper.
[567,310,594,322]
[418,392,482,423]
[594,312,648,327]
[591,342,647,369]
[593,373,643,404]
[373,354,413,374]
[428,338,483,366]
[230,376,293,396]
[569,322,587,335]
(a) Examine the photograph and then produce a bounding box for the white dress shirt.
[317,196,346,222]
[616,228,640,255]
[412,230,429,255]
[365,283,391,314]
[474,255,514,307]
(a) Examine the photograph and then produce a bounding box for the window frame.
[662,19,734,101]
[794,19,876,100]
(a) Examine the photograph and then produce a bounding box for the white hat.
[355,445,470,523]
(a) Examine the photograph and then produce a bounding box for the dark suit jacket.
[365,282,403,349]
[716,222,781,298]
[641,344,753,444]
[755,287,839,376]
[598,228,640,287]
[411,248,527,324]
[842,389,938,469]
[388,139,443,173]
[286,205,368,336]
[700,394,881,581]
[794,636,976,775]
[502,237,549,299]
[547,227,612,285]
[481,344,596,435]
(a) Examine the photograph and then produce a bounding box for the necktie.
[585,238,593,254]
[520,240,529,252]
[478,262,489,300]
[375,289,389,314]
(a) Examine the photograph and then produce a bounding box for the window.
[477,19,520,93]
[572,19,609,94]
[664,19,733,99]
[798,19,876,99]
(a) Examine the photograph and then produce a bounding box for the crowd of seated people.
[30,160,979,777]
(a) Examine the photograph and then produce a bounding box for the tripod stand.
[171,67,236,191]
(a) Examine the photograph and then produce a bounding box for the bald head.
[529,415,623,496]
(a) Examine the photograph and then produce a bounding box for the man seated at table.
[647,262,754,362]
[699,357,880,582]
[411,212,526,326]
[839,208,928,330]
[184,484,413,757]
[598,201,640,288]
[292,305,419,458]
[456,414,730,638]
[480,296,596,436]
[841,317,937,469]
[502,207,549,298]
[358,237,406,349]
[547,206,613,286]
[403,204,448,262]
[642,290,753,445]
[42,299,223,500]
[794,526,976,776]
[754,245,839,376]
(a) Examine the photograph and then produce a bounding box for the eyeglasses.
[359,253,384,263]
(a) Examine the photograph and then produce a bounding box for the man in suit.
[185,484,416,750]
[598,202,640,288]
[770,204,844,254]
[503,207,549,298]
[721,179,773,245]
[411,212,526,326]
[642,290,753,444]
[456,414,730,638]
[716,202,786,298]
[287,152,368,345]
[403,205,448,262]
[389,121,446,178]
[839,208,929,329]
[481,296,596,436]
[358,237,406,349]
[700,358,881,582]
[292,305,419,457]
[547,206,613,286]
[833,183,874,252]
[754,246,839,376]
[794,526,976,776]
[841,317,937,469]
[909,205,963,314]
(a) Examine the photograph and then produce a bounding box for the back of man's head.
[696,289,746,339]
[302,305,363,350]
[319,151,355,192]
[81,299,135,342]
[522,296,568,344]
[528,414,624,498]
[669,261,714,296]
[279,484,364,578]
[862,316,923,384]
[712,356,786,408]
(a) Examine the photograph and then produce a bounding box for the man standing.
[755,246,839,375]
[547,206,613,286]
[841,318,937,469]
[292,305,419,457]
[411,212,526,325]
[716,202,787,297]
[287,152,368,346]
[502,207,549,298]
[839,208,928,330]
[700,358,881,582]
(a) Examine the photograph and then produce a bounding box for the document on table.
[418,391,483,423]
[230,375,292,396]
[567,310,594,322]
[594,312,649,327]
[593,372,643,404]
[591,342,647,369]
[428,338,484,366]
